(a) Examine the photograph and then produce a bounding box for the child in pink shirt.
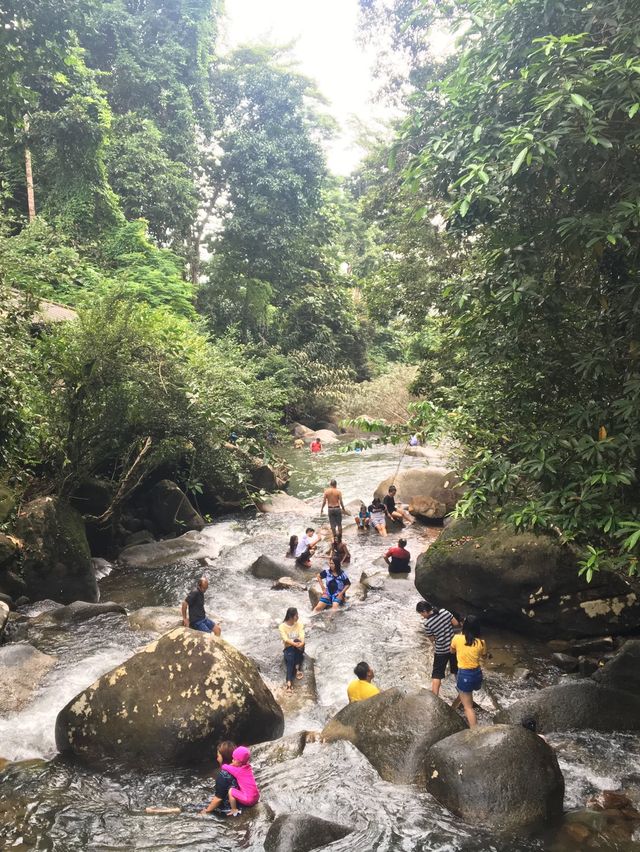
[222,746,260,816]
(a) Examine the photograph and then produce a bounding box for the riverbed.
[1,439,639,851]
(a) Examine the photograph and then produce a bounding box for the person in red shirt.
[310,437,322,453]
[383,538,411,573]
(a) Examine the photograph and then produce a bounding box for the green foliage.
[33,289,284,497]
[366,0,640,575]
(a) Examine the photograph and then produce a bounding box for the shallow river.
[1,440,640,851]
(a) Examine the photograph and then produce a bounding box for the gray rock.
[118,529,214,569]
[264,814,353,852]
[15,496,97,604]
[568,636,615,656]
[408,495,447,520]
[290,423,315,438]
[251,732,307,768]
[592,639,640,695]
[306,429,339,444]
[32,601,126,625]
[250,555,309,585]
[128,606,182,634]
[552,652,579,673]
[314,421,341,435]
[123,530,155,549]
[375,468,461,507]
[494,680,640,732]
[321,688,465,783]
[0,601,9,638]
[415,519,640,640]
[0,643,57,713]
[426,725,564,833]
[578,656,598,677]
[55,627,284,767]
[147,480,205,535]
[256,493,311,515]
[272,577,306,592]
[0,484,15,524]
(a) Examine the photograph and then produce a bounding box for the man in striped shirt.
[416,600,461,697]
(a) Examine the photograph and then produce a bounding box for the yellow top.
[347,679,380,703]
[451,634,486,669]
[279,620,305,645]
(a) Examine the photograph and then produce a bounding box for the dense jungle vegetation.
[1,0,639,577]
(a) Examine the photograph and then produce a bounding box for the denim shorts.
[457,667,483,693]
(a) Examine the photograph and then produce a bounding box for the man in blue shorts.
[182,577,221,635]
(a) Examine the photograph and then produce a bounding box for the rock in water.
[592,639,640,695]
[32,601,126,625]
[375,468,461,507]
[0,600,9,638]
[321,688,464,783]
[408,495,447,520]
[0,644,57,713]
[494,681,640,732]
[128,606,182,634]
[16,496,97,604]
[426,725,564,833]
[264,814,353,852]
[415,519,640,639]
[256,492,311,515]
[55,627,284,767]
[250,555,309,584]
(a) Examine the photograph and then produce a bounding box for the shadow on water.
[2,441,640,850]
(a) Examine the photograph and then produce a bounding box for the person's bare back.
[323,486,342,508]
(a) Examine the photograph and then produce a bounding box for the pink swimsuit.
[222,762,260,807]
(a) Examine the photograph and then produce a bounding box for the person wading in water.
[321,479,348,536]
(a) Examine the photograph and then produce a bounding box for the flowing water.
[1,440,640,851]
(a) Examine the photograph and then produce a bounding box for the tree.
[371,0,640,575]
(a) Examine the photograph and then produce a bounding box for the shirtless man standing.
[321,479,348,536]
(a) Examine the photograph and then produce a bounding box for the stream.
[1,439,640,851]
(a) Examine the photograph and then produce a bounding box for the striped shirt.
[424,608,455,654]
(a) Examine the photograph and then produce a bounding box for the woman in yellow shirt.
[279,607,305,692]
[451,615,487,728]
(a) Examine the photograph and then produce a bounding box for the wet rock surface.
[591,638,640,695]
[494,680,640,732]
[264,813,353,852]
[321,688,465,783]
[127,606,182,634]
[55,627,284,767]
[250,554,309,584]
[32,600,127,625]
[426,725,564,833]
[0,644,57,713]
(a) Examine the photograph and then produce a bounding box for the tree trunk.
[24,116,36,222]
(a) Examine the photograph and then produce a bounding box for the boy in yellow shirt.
[347,661,380,702]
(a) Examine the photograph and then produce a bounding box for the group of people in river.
[177,472,488,818]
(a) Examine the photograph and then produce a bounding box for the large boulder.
[306,429,339,445]
[0,643,57,713]
[250,555,309,585]
[32,600,126,626]
[375,468,461,507]
[55,627,284,767]
[494,681,640,732]
[256,493,311,516]
[147,479,205,535]
[592,639,640,695]
[321,688,465,783]
[291,422,315,438]
[408,496,447,521]
[15,497,97,604]
[0,600,9,638]
[118,529,214,569]
[264,814,353,852]
[415,520,640,639]
[426,725,564,833]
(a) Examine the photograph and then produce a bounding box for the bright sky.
[223,0,386,175]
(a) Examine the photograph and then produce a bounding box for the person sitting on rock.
[285,534,298,559]
[199,741,237,815]
[416,600,460,699]
[383,538,411,573]
[182,577,221,635]
[295,527,320,568]
[368,496,389,536]
[355,502,371,531]
[223,746,260,817]
[347,661,380,702]
[451,614,487,728]
[331,533,350,567]
[314,560,351,612]
[279,606,305,692]
[383,485,414,527]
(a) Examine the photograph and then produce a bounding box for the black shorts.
[328,507,342,531]
[432,652,458,680]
